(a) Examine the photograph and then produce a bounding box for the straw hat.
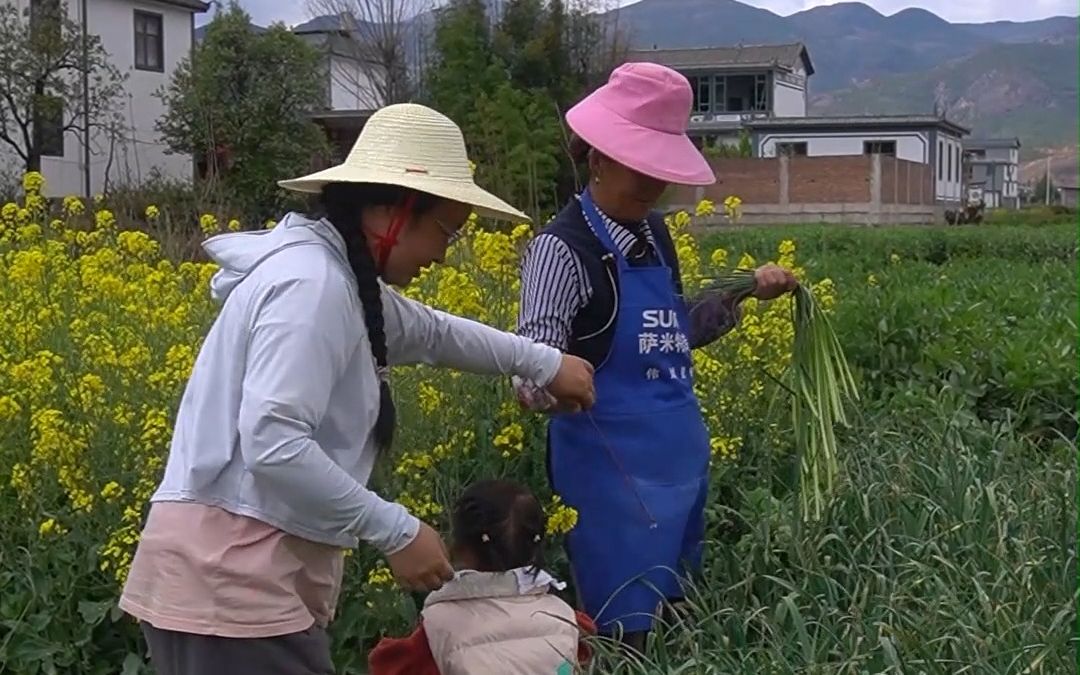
[279,103,529,223]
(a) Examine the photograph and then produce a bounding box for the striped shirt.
[514,198,740,410]
[517,197,659,351]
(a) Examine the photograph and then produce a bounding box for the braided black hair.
[318,182,441,451]
[451,479,547,576]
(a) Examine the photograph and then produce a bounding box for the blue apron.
[548,190,711,634]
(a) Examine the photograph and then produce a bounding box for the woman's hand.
[386,521,454,592]
[753,264,798,301]
[545,354,596,412]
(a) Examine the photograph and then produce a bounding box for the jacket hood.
[201,212,349,302]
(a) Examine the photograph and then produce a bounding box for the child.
[368,479,596,674]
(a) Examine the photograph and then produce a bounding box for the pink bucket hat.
[566,62,716,186]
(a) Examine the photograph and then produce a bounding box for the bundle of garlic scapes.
[704,268,859,521]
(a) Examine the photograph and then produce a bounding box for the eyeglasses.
[435,217,464,245]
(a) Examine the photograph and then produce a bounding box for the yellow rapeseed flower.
[493,422,525,457]
[546,496,578,536]
[367,565,394,587]
[39,518,68,537]
[22,171,45,194]
[63,196,85,216]
[100,481,125,502]
[199,214,219,235]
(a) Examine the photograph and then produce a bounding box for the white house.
[746,115,971,205]
[626,43,815,145]
[1,0,208,197]
[291,14,385,113]
[289,13,406,164]
[963,137,1021,209]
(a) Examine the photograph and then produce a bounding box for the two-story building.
[290,14,383,164]
[1,0,208,197]
[627,42,970,207]
[963,137,1021,209]
[625,43,815,146]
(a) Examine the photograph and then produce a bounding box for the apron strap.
[579,190,671,271]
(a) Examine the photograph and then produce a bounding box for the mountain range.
[611,0,1078,161]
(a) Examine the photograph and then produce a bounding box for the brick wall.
[789,156,871,203]
[667,154,940,222]
[673,158,781,204]
[670,155,877,205]
[880,156,932,205]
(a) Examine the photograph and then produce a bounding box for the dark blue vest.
[540,199,685,368]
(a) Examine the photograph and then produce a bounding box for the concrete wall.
[671,154,941,224]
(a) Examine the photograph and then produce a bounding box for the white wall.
[85,0,195,195]
[0,0,198,197]
[772,81,806,117]
[329,54,382,111]
[758,131,929,163]
[935,134,963,203]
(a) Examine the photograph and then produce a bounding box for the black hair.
[568,134,592,165]
[451,479,547,575]
[317,182,441,451]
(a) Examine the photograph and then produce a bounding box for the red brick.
[789,156,871,203]
[669,158,781,204]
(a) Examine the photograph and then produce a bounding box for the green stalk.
[705,269,858,522]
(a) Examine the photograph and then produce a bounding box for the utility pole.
[1045,155,1051,205]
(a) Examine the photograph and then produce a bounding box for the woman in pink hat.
[514,62,796,649]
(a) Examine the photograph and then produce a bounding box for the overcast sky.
[206,0,1078,28]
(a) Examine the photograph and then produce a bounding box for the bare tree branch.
[0,1,124,172]
[305,0,432,108]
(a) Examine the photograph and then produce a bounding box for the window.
[863,140,896,155]
[776,142,808,156]
[134,11,164,72]
[938,140,944,176]
[34,95,64,157]
[947,144,953,183]
[689,76,711,115]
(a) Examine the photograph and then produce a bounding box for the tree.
[422,0,629,219]
[305,0,431,107]
[155,2,328,218]
[1031,173,1057,205]
[424,0,503,126]
[0,0,125,174]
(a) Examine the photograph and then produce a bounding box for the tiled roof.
[963,137,1022,149]
[627,43,814,76]
[744,114,969,136]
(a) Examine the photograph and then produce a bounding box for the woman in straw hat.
[514,62,796,649]
[118,103,596,674]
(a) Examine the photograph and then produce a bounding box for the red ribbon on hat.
[371,193,416,273]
